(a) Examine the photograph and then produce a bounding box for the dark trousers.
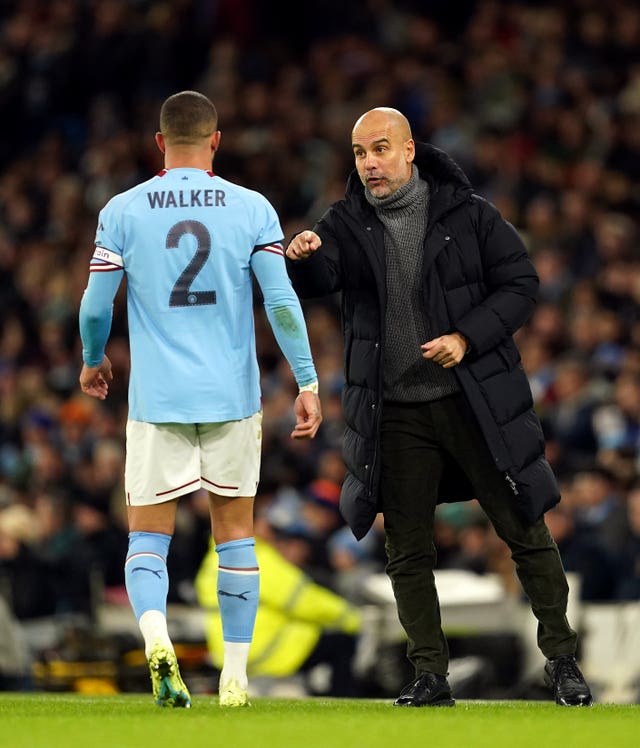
[380,394,577,676]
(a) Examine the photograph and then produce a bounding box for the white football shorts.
[124,412,262,506]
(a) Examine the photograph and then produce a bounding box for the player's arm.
[78,263,123,399]
[251,242,322,439]
[285,214,343,299]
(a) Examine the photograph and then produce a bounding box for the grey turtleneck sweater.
[365,164,458,402]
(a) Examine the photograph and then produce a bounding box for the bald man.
[286,108,592,707]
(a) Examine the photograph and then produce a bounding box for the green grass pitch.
[0,694,638,748]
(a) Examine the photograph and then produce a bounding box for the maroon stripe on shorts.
[201,476,239,491]
[155,478,200,497]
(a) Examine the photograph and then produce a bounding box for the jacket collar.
[345,141,473,222]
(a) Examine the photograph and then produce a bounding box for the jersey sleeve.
[79,201,125,367]
[92,200,125,271]
[252,194,285,253]
[79,269,123,366]
[251,245,317,389]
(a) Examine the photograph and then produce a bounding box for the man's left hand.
[421,333,468,369]
[79,355,113,399]
[291,391,322,439]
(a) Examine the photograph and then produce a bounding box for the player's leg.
[126,502,176,662]
[127,502,191,708]
[199,413,262,707]
[209,493,257,706]
[124,420,198,707]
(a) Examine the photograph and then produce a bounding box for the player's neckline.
[157,168,215,177]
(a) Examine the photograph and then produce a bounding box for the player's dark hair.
[160,91,218,145]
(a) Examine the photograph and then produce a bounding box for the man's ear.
[405,138,415,163]
[211,130,221,153]
[155,132,166,154]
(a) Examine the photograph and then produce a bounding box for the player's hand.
[286,230,322,260]
[421,333,468,369]
[79,355,113,400]
[291,391,322,439]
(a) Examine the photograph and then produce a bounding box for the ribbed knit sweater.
[365,165,458,402]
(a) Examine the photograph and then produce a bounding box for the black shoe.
[544,655,593,706]
[394,672,455,707]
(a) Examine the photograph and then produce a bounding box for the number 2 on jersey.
[166,219,216,307]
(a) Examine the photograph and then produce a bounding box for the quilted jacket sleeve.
[454,198,539,356]
[285,210,344,298]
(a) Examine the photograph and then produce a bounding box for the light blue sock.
[216,538,259,643]
[125,531,171,621]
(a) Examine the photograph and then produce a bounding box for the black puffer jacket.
[287,143,560,540]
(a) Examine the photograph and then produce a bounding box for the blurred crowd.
[1,0,640,640]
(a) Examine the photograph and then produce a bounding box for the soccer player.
[78,91,322,708]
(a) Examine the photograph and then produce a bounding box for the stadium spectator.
[328,513,386,605]
[545,503,619,602]
[592,372,640,486]
[570,467,629,558]
[542,356,603,474]
[616,485,640,600]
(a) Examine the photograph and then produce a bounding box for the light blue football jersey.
[82,167,316,423]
